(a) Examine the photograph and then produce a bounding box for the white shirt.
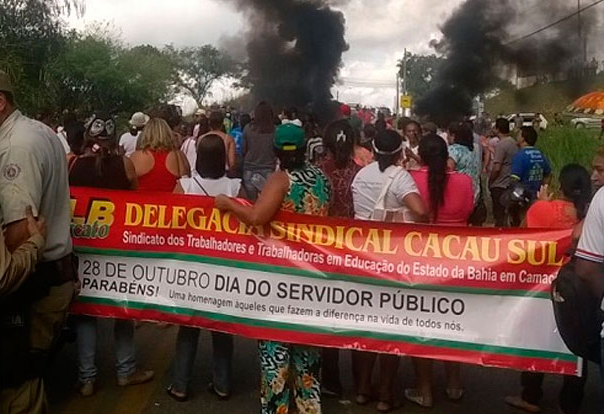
[575,187,604,335]
[576,187,604,264]
[403,142,420,171]
[351,162,419,220]
[119,131,140,157]
[180,137,197,172]
[179,174,241,197]
[56,128,71,154]
[0,110,72,261]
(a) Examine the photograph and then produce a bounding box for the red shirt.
[525,200,578,229]
[138,151,178,192]
[410,167,474,226]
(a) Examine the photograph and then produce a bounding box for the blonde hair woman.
[130,118,190,191]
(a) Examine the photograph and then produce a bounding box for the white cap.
[195,108,207,116]
[129,112,149,128]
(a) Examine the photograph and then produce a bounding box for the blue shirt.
[511,147,551,194]
[230,126,243,156]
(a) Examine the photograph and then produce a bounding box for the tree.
[0,0,82,113]
[45,34,174,114]
[166,44,239,106]
[397,53,445,101]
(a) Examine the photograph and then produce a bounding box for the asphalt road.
[46,319,603,414]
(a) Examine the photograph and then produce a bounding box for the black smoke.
[230,0,348,122]
[416,0,601,125]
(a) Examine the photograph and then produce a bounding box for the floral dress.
[259,163,330,414]
[448,143,480,205]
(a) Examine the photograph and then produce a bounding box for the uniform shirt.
[575,187,604,336]
[576,188,604,264]
[490,136,518,189]
[352,162,419,220]
[0,229,44,296]
[511,147,551,194]
[0,110,72,261]
[119,131,139,157]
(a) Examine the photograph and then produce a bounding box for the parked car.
[570,117,603,129]
[505,113,548,131]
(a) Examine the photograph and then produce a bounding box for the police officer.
[0,70,76,413]
[0,206,46,296]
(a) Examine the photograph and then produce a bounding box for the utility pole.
[578,0,587,62]
[402,48,408,96]
[401,48,409,116]
[395,72,400,116]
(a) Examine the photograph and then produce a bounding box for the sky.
[65,0,604,109]
[66,0,467,108]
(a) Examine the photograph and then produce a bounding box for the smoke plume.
[230,0,348,122]
[416,0,602,125]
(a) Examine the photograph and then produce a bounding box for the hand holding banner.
[69,187,579,375]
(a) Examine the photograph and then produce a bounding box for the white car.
[570,117,602,129]
[506,113,548,131]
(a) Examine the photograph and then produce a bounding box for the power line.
[506,0,604,45]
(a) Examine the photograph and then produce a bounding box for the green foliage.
[397,53,444,100]
[537,126,600,188]
[1,1,242,118]
[486,74,604,119]
[45,35,174,114]
[166,44,240,106]
[0,0,74,113]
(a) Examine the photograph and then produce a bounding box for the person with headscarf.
[351,129,427,413]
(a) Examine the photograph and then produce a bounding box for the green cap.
[0,71,14,94]
[274,123,305,151]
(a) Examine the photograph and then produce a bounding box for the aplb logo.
[70,198,115,239]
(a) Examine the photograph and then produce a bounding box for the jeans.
[76,315,136,382]
[601,337,604,389]
[520,360,588,414]
[490,187,507,227]
[242,168,273,202]
[321,348,342,395]
[170,326,234,395]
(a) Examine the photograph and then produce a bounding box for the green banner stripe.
[78,296,576,362]
[74,246,551,299]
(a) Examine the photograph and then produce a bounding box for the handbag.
[370,167,411,223]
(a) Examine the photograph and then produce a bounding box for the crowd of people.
[1,68,604,414]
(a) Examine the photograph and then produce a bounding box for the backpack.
[551,261,604,364]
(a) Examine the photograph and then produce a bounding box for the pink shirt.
[410,167,474,226]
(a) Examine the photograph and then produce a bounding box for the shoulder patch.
[3,163,21,181]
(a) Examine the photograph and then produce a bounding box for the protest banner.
[69,187,580,375]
